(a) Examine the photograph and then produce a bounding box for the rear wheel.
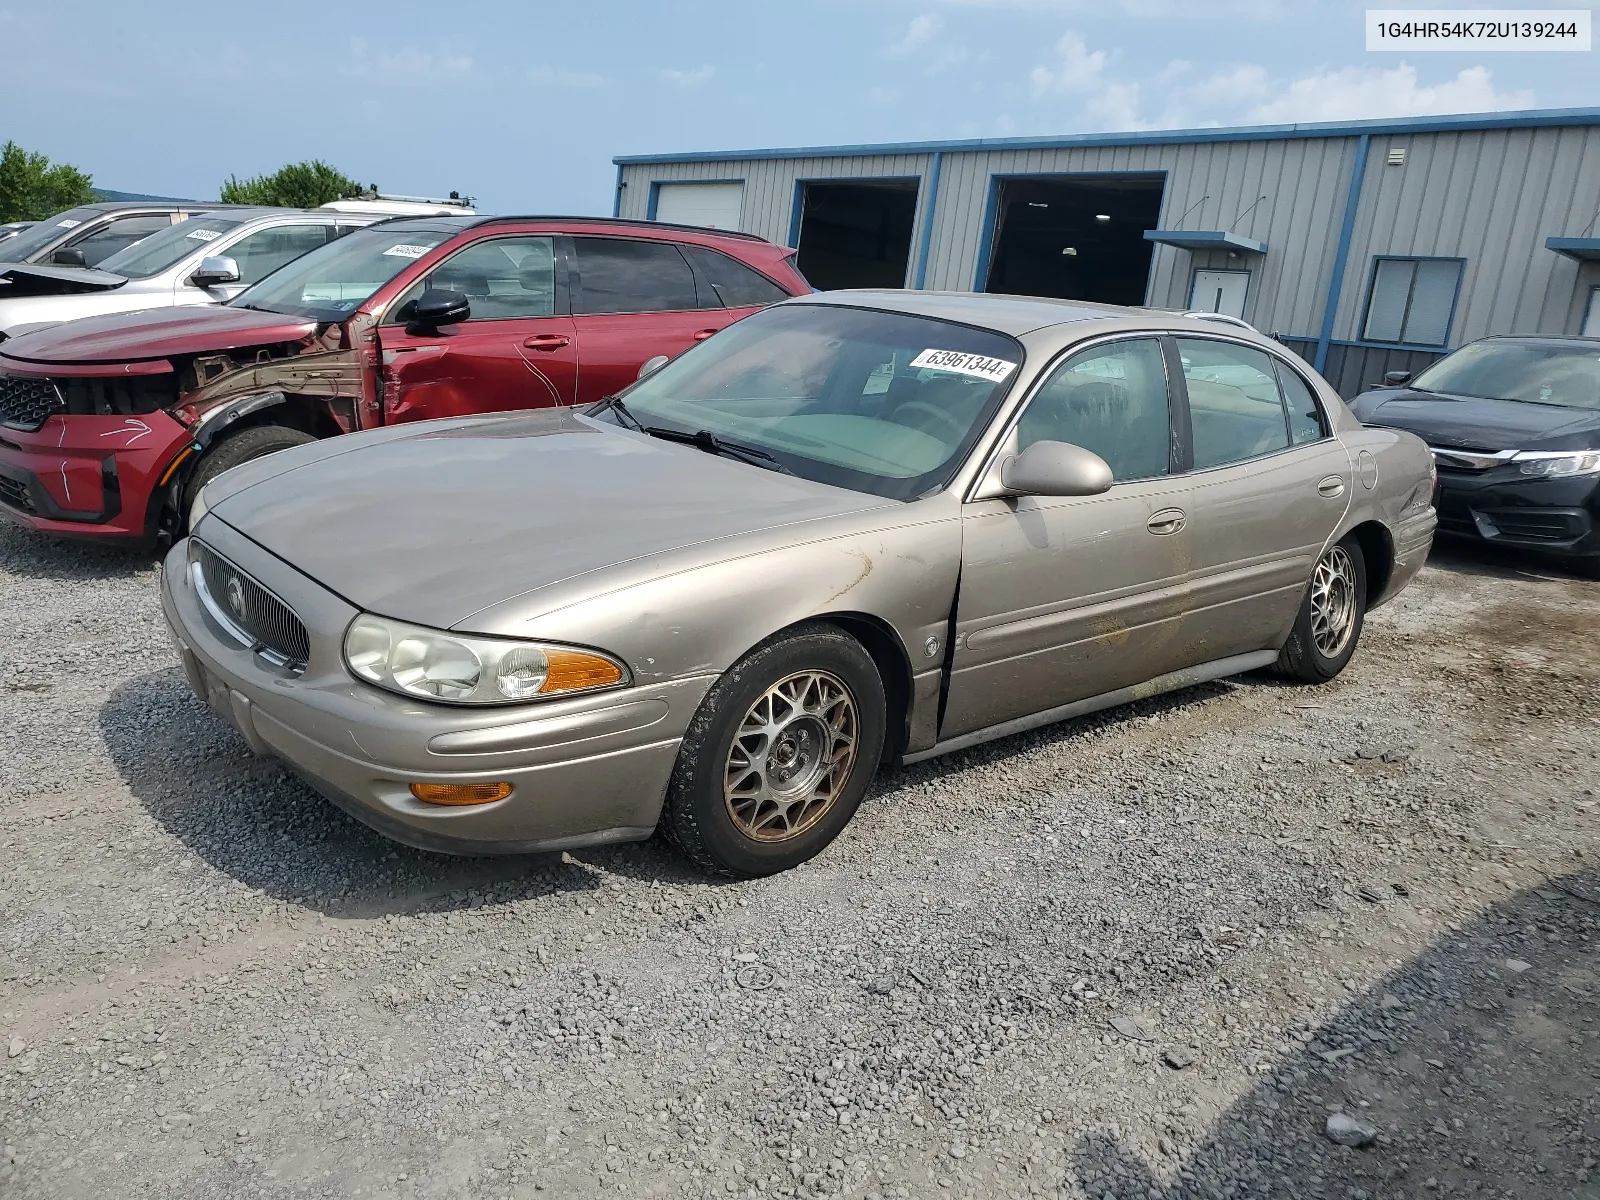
[182,425,316,531]
[662,624,886,878]
[1273,535,1368,683]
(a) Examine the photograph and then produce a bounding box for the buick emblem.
[225,574,246,619]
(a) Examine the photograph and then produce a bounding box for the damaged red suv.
[0,216,807,545]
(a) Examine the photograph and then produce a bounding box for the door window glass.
[1018,338,1171,482]
[225,224,337,286]
[680,244,790,309]
[70,214,175,266]
[572,238,698,314]
[1177,338,1292,469]
[386,236,556,322]
[1275,361,1326,445]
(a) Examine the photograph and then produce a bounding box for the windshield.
[231,226,454,321]
[95,215,249,279]
[596,304,1024,499]
[0,206,103,263]
[1412,340,1600,411]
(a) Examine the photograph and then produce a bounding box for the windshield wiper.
[642,425,795,475]
[589,394,643,430]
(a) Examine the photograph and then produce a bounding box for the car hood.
[1349,387,1600,452]
[0,263,126,296]
[209,410,894,630]
[0,304,319,365]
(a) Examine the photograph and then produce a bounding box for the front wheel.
[661,624,886,877]
[182,424,316,532]
[1273,535,1368,683]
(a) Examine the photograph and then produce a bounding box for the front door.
[1189,269,1250,319]
[376,234,578,422]
[1169,336,1351,661]
[943,336,1195,739]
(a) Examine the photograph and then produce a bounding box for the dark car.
[1348,336,1600,576]
[0,216,808,546]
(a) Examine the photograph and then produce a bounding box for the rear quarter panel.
[1332,424,1437,607]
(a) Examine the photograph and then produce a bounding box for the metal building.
[613,108,1600,396]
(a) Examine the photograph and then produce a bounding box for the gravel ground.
[1,524,1596,1200]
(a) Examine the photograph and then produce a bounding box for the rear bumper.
[1435,470,1600,561]
[0,410,189,541]
[159,527,712,855]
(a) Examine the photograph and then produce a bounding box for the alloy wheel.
[723,671,859,842]
[1309,545,1358,658]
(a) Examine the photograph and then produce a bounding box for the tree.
[220,160,360,208]
[0,141,97,222]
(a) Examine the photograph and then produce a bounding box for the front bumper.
[0,410,189,541]
[159,520,713,855]
[1434,467,1600,562]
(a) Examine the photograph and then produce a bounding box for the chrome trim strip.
[189,560,254,649]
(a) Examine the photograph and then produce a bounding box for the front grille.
[0,473,34,513]
[0,376,63,431]
[192,540,311,667]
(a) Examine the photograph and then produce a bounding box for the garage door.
[653,182,745,231]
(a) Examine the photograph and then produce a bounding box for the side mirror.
[1383,370,1412,385]
[191,256,241,286]
[1001,440,1113,498]
[51,247,87,268]
[408,288,470,332]
[637,354,670,381]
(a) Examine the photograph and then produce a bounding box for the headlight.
[188,483,212,530]
[1513,450,1600,478]
[342,614,627,706]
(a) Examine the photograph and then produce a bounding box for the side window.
[70,214,174,266]
[226,224,336,286]
[1176,338,1291,470]
[572,238,698,314]
[386,236,556,323]
[1019,338,1171,483]
[680,244,791,309]
[1275,361,1327,445]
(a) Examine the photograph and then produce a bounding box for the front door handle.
[1146,507,1187,535]
[1317,475,1347,498]
[523,334,571,351]
[692,328,719,342]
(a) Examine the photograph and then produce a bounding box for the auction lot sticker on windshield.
[56,219,81,229]
[185,228,222,241]
[910,348,1018,383]
[383,244,432,259]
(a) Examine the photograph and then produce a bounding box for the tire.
[1273,534,1368,683]
[661,624,886,878]
[182,425,316,532]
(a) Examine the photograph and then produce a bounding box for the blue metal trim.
[645,181,660,221]
[971,175,1004,291]
[1145,229,1267,254]
[1314,134,1371,374]
[913,152,943,290]
[612,164,624,218]
[785,176,924,272]
[1547,236,1600,262]
[613,107,1600,166]
[787,179,804,249]
[1356,254,1467,350]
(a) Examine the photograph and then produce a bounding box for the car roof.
[1473,334,1600,348]
[787,289,1197,337]
[72,201,253,216]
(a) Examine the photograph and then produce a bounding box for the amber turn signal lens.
[539,650,625,694]
[409,782,513,806]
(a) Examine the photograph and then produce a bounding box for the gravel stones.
[1324,1112,1378,1148]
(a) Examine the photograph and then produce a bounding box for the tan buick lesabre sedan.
[162,292,1437,876]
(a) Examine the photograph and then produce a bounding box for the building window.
[1584,286,1600,338]
[1361,256,1462,347]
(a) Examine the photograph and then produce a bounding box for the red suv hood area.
[0,305,320,366]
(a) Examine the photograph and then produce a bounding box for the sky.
[2,1,1594,214]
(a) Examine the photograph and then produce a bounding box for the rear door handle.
[523,334,571,351]
[692,328,719,342]
[1146,508,1187,535]
[1317,475,1346,498]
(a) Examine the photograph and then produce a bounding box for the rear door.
[565,236,727,404]
[376,234,577,422]
[1168,336,1352,660]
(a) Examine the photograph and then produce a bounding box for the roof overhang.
[1142,229,1267,254]
[1546,236,1600,262]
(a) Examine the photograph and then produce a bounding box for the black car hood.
[0,263,127,296]
[1349,388,1600,452]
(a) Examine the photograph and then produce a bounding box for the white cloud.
[346,37,472,83]
[890,12,944,55]
[527,65,606,88]
[658,65,715,88]
[1245,63,1535,124]
[1028,31,1110,96]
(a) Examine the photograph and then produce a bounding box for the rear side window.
[1176,338,1292,470]
[1275,361,1327,444]
[680,244,790,309]
[572,238,697,314]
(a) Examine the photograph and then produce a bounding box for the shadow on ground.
[0,523,157,581]
[1072,870,1599,1200]
[1425,538,1595,585]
